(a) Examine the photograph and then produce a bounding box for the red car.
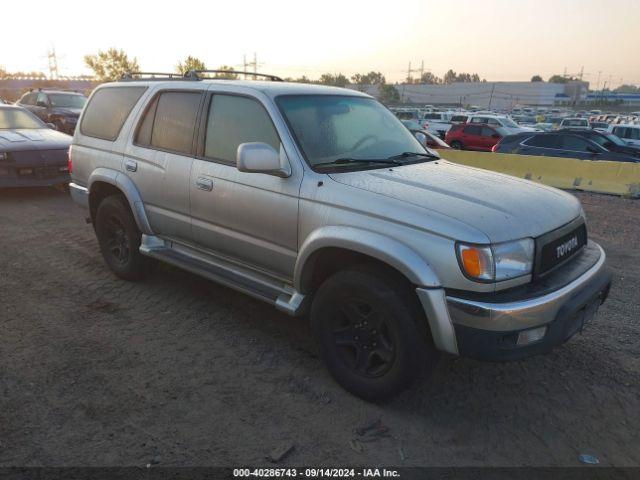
[445,124,506,151]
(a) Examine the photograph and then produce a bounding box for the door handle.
[125,159,137,172]
[196,177,213,191]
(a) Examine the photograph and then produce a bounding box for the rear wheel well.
[89,182,126,224]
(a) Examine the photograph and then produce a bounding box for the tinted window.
[145,91,201,154]
[423,113,441,120]
[81,87,146,141]
[470,117,486,124]
[20,93,36,105]
[559,135,594,152]
[523,134,560,148]
[463,125,482,135]
[36,92,48,106]
[205,94,280,163]
[481,126,497,137]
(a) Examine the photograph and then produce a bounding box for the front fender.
[88,168,154,235]
[295,226,441,293]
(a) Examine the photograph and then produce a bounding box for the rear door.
[123,89,204,243]
[461,125,483,150]
[189,91,301,279]
[480,126,500,151]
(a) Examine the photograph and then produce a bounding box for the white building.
[348,81,589,109]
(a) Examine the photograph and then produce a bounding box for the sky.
[1,0,639,87]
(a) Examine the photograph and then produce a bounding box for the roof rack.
[120,72,194,81]
[184,69,283,82]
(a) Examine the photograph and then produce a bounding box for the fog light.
[517,326,547,345]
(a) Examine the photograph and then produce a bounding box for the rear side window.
[470,117,486,124]
[135,91,201,155]
[523,135,560,148]
[81,87,146,141]
[204,94,280,163]
[481,126,497,137]
[463,126,482,135]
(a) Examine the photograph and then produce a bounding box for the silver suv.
[69,72,611,401]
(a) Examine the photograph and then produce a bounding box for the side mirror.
[46,123,57,130]
[413,131,427,147]
[237,142,291,178]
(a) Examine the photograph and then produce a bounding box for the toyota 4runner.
[69,71,612,401]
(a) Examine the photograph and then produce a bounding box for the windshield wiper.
[315,157,402,168]
[387,151,440,161]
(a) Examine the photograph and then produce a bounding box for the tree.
[443,69,457,84]
[531,75,543,82]
[378,84,399,104]
[214,65,238,79]
[548,74,578,84]
[419,72,441,84]
[176,55,206,75]
[318,73,350,87]
[614,84,639,93]
[84,48,140,82]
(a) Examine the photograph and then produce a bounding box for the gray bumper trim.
[69,182,89,209]
[446,243,607,332]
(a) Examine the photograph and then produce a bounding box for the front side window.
[277,95,426,168]
[36,92,48,106]
[204,94,280,163]
[559,135,595,152]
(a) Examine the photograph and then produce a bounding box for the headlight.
[457,238,534,282]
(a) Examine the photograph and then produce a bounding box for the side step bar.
[139,235,308,316]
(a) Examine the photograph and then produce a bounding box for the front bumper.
[417,242,612,360]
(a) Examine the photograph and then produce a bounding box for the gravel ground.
[0,187,638,467]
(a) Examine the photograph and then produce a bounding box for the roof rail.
[120,72,194,81]
[184,69,283,82]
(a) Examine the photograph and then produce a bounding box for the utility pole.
[488,82,496,110]
[243,52,261,80]
[47,47,59,79]
[596,70,602,91]
[420,60,424,80]
[406,61,421,83]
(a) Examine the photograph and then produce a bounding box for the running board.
[140,235,308,316]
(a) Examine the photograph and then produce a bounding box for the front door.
[189,93,300,279]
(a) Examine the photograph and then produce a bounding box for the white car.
[421,112,452,138]
[610,124,640,147]
[559,117,590,129]
[466,114,534,134]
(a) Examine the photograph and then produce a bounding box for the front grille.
[535,218,587,277]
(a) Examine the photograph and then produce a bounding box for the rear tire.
[450,140,464,150]
[94,194,155,281]
[310,266,439,401]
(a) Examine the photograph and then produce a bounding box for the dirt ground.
[0,187,638,467]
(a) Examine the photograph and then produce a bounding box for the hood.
[51,107,82,116]
[329,160,582,243]
[0,128,72,152]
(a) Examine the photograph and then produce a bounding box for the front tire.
[94,194,155,281]
[450,140,464,150]
[310,267,438,401]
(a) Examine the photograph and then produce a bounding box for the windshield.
[276,95,428,168]
[48,94,86,109]
[0,108,45,129]
[604,133,627,146]
[500,117,519,128]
